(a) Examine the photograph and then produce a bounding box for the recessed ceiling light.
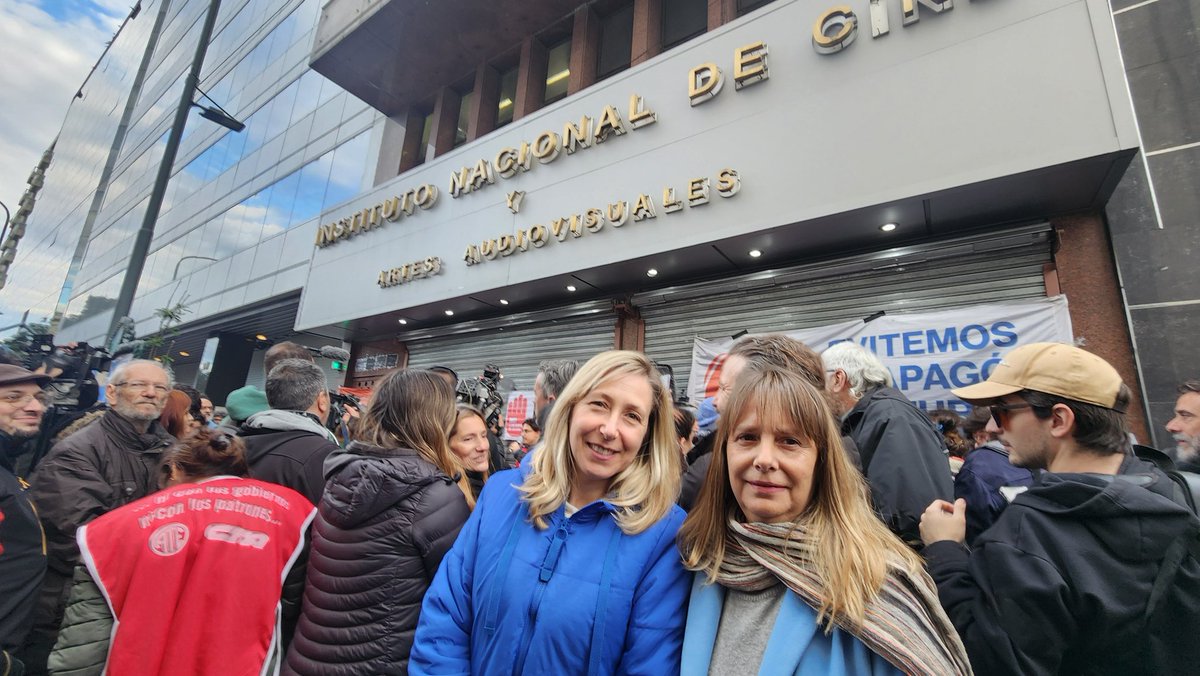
[398,318,407,325]
[749,249,762,258]
[444,309,455,316]
[255,334,267,341]
[647,268,658,277]
[566,285,577,292]
[880,223,898,232]
[499,299,509,305]
[178,351,190,357]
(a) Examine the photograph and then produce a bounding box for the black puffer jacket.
[283,442,470,676]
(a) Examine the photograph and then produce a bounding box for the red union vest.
[77,477,315,675]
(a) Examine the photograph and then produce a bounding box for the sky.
[0,0,127,225]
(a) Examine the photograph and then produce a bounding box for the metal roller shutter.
[405,313,617,392]
[638,224,1054,396]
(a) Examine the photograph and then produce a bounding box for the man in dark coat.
[23,360,174,674]
[240,358,340,508]
[0,364,51,676]
[920,343,1200,675]
[954,406,1034,544]
[822,341,952,546]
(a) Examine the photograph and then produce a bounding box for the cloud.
[0,0,126,324]
[0,0,124,222]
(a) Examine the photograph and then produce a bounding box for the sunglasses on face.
[988,402,1046,425]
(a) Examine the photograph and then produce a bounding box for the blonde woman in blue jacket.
[678,367,972,676]
[410,350,688,675]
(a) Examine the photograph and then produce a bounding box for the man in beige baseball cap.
[916,342,1200,675]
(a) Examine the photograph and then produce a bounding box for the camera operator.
[238,358,339,507]
[1,364,51,676]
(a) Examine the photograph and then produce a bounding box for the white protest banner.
[687,319,865,401]
[688,296,1073,414]
[502,390,536,440]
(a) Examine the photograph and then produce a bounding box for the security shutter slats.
[640,228,1052,397]
[405,314,616,392]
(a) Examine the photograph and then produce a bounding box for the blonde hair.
[678,366,923,630]
[356,368,474,507]
[520,350,680,534]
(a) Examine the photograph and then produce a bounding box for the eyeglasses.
[989,402,1035,425]
[0,391,50,407]
[113,381,171,395]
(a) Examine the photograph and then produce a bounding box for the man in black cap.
[0,364,51,676]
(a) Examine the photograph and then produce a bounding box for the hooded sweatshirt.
[283,442,470,676]
[926,455,1200,675]
[240,409,340,506]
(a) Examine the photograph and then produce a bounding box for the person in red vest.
[46,430,316,675]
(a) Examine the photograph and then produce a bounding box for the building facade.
[7,0,1195,445]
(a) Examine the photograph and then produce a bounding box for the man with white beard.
[1166,380,1200,471]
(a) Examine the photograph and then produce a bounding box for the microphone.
[306,345,351,362]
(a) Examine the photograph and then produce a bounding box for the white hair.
[821,342,891,400]
[109,359,172,386]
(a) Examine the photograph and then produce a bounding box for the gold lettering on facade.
[464,244,482,265]
[533,132,561,163]
[734,42,769,90]
[497,235,517,256]
[813,7,858,55]
[415,184,438,208]
[689,64,723,106]
[378,257,443,287]
[632,194,656,221]
[717,169,741,197]
[506,190,525,214]
[564,116,593,154]
[903,0,953,26]
[481,239,499,260]
[607,200,629,227]
[687,178,711,207]
[628,94,657,129]
[529,225,549,247]
[584,208,604,232]
[593,105,627,144]
[662,188,683,214]
[380,196,400,221]
[470,158,494,191]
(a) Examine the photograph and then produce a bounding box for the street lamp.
[105,0,243,351]
[173,255,218,280]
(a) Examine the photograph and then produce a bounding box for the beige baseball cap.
[951,342,1126,411]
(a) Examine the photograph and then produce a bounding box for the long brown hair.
[678,366,922,630]
[355,368,473,506]
[159,390,196,439]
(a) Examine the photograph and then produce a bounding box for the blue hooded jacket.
[410,467,689,675]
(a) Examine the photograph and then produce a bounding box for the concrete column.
[568,4,602,95]
[468,63,500,142]
[632,0,663,66]
[398,107,426,173]
[1051,212,1148,442]
[514,37,548,120]
[429,87,462,158]
[707,0,737,31]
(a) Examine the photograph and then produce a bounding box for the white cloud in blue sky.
[0,0,126,222]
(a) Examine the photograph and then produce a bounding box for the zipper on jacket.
[514,520,570,674]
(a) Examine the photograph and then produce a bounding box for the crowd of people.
[1,335,1198,675]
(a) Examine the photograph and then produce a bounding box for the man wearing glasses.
[919,343,1200,675]
[1,364,51,676]
[21,359,175,675]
